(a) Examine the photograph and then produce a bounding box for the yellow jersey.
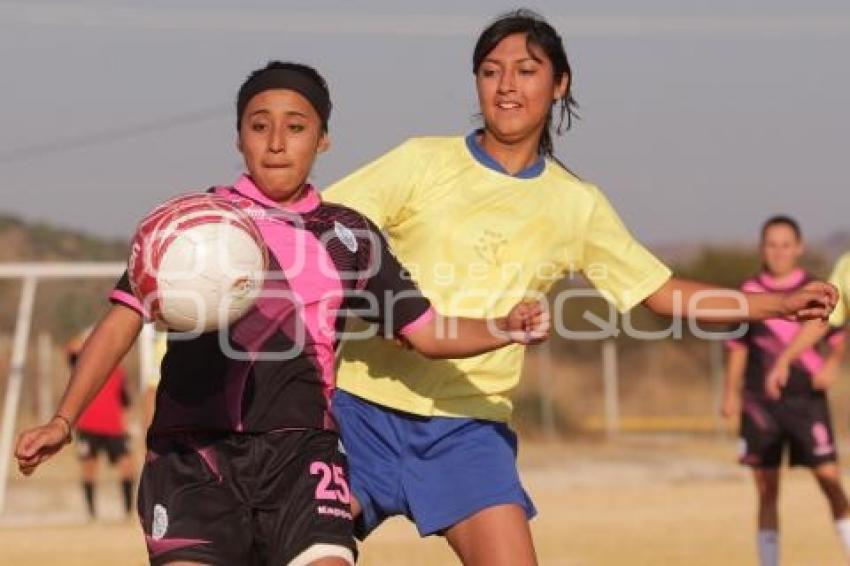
[323,133,671,421]
[829,252,850,328]
[144,330,168,388]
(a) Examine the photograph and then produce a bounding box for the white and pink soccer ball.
[129,193,267,332]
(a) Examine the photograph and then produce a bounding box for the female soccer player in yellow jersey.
[322,9,837,565]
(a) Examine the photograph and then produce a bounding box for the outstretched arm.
[351,215,550,361]
[643,278,837,322]
[404,301,550,359]
[15,305,142,476]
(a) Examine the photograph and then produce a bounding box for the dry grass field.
[1,434,847,565]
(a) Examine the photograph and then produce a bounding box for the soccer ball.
[129,193,267,332]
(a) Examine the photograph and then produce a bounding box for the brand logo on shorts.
[812,422,834,456]
[337,439,347,455]
[152,504,169,540]
[334,222,358,253]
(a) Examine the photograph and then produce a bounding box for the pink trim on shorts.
[195,445,222,482]
[399,307,436,337]
[145,536,211,559]
[742,399,769,431]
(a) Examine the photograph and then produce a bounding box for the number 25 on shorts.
[310,461,351,504]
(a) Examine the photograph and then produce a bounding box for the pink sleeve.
[109,290,148,319]
[398,307,436,337]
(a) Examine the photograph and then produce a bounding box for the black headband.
[236,68,331,131]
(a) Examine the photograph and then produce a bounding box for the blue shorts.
[332,389,536,538]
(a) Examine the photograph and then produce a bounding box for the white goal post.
[0,262,144,514]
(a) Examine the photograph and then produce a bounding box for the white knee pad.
[287,543,355,566]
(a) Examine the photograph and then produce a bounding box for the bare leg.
[80,455,98,483]
[116,452,134,480]
[753,468,781,566]
[753,468,780,530]
[812,462,850,520]
[444,503,536,566]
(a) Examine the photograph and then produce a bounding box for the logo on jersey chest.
[334,221,358,253]
[474,229,509,265]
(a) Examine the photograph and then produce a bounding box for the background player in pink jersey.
[722,216,849,566]
[14,61,550,566]
[66,328,135,520]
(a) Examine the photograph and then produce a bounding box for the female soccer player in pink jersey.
[322,9,837,566]
[14,61,549,566]
[722,216,849,566]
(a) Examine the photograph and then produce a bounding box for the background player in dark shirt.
[14,61,549,566]
[722,216,849,566]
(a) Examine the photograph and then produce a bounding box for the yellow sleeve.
[322,138,425,230]
[580,186,672,313]
[828,253,850,328]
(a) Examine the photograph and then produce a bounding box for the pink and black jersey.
[111,175,434,436]
[727,269,845,397]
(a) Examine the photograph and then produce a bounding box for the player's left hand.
[505,300,551,345]
[780,281,838,321]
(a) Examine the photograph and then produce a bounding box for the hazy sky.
[1,0,848,245]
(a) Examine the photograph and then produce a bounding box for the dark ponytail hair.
[472,9,578,159]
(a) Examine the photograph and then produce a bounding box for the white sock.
[835,518,850,558]
[758,530,779,566]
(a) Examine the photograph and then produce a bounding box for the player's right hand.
[780,281,838,321]
[505,300,551,345]
[14,418,72,476]
[764,359,790,400]
[720,393,738,419]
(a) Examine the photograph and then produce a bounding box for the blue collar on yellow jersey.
[464,130,546,179]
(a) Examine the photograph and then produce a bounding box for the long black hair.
[472,9,579,159]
